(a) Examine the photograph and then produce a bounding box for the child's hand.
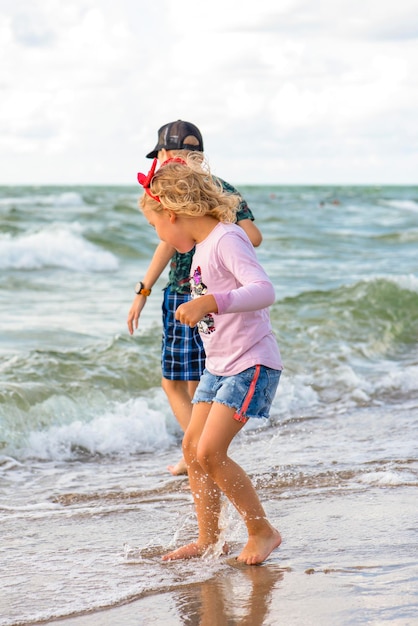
[127,295,147,335]
[175,295,217,328]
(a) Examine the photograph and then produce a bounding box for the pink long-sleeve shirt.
[190,222,283,376]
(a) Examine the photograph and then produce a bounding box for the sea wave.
[275,275,418,352]
[0,391,178,462]
[0,190,86,208]
[270,275,418,413]
[3,356,417,462]
[23,397,175,461]
[0,227,118,271]
[381,199,418,212]
[1,273,417,461]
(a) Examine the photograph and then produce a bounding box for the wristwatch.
[134,281,152,296]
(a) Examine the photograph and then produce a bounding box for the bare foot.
[167,457,188,476]
[162,542,208,561]
[237,529,282,566]
[162,541,229,561]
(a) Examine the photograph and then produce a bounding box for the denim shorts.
[192,365,281,423]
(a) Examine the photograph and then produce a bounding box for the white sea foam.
[381,199,418,212]
[358,470,417,486]
[25,397,174,461]
[357,273,418,293]
[376,365,418,395]
[0,227,118,271]
[388,273,418,293]
[0,191,85,207]
[271,359,418,424]
[270,374,320,418]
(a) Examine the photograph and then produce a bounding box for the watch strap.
[135,281,152,296]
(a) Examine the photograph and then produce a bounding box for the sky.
[1,0,417,186]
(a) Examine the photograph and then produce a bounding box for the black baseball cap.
[146,120,204,158]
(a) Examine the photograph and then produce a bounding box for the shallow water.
[1,184,417,625]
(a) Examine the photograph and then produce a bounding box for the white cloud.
[0,0,417,184]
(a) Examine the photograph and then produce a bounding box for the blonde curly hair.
[139,152,239,223]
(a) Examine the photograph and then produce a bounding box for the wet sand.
[44,486,417,626]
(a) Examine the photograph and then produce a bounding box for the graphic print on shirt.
[190,266,215,334]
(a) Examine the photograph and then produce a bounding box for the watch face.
[135,282,143,294]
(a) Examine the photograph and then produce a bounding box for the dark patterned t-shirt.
[167,178,254,294]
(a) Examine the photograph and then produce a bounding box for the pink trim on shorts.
[233,364,261,424]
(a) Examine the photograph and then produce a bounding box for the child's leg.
[161,378,199,432]
[196,402,281,565]
[162,378,199,475]
[163,401,281,565]
[161,287,205,476]
[163,401,224,560]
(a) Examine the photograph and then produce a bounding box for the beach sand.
[43,485,417,626]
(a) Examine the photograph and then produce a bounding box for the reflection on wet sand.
[174,561,286,625]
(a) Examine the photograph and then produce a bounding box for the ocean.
[0,184,417,625]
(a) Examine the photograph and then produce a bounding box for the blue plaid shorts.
[161,286,205,381]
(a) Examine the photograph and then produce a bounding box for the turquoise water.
[0,185,417,625]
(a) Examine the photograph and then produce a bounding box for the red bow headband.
[137,158,160,202]
[137,157,187,203]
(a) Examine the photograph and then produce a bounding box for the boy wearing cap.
[127,120,262,475]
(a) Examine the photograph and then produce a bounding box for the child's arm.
[127,241,175,334]
[175,294,218,328]
[213,231,275,314]
[237,218,263,247]
[219,178,262,247]
[175,231,274,328]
